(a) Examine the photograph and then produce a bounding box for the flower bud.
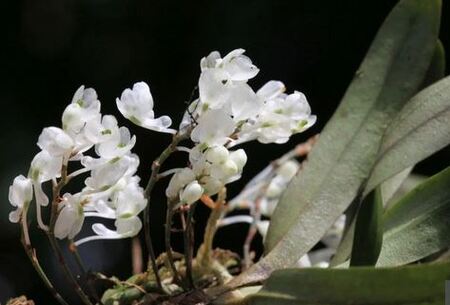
[266,180,283,198]
[206,145,229,164]
[277,160,299,181]
[229,149,247,171]
[222,159,239,177]
[200,176,223,196]
[180,180,203,205]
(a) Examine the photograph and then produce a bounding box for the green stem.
[143,130,191,289]
[47,160,93,305]
[198,188,227,269]
[47,234,93,305]
[183,203,197,289]
[69,240,103,304]
[165,200,185,288]
[20,226,69,305]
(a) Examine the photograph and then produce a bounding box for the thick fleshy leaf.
[365,74,450,193]
[350,187,383,266]
[330,40,445,266]
[248,263,450,305]
[330,169,412,267]
[421,39,446,90]
[376,167,450,266]
[225,0,441,288]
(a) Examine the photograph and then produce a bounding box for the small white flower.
[84,115,119,145]
[235,89,316,145]
[113,180,147,219]
[54,194,85,239]
[191,109,235,145]
[37,127,74,157]
[62,86,101,150]
[116,82,175,134]
[180,180,203,205]
[29,150,62,182]
[198,70,261,121]
[96,126,136,159]
[84,153,139,192]
[8,175,33,223]
[200,49,259,82]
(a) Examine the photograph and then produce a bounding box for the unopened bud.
[180,180,203,205]
[277,160,299,181]
[229,149,247,171]
[206,145,229,164]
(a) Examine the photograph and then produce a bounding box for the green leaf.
[377,167,450,266]
[380,167,414,206]
[365,74,450,193]
[350,187,383,266]
[331,168,412,266]
[331,39,445,267]
[385,173,427,209]
[226,0,441,288]
[247,263,450,305]
[421,39,446,90]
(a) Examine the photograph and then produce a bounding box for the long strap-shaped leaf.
[365,74,450,193]
[330,39,446,267]
[377,166,450,266]
[224,0,441,288]
[248,263,450,305]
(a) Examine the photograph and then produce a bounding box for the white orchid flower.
[84,153,139,192]
[191,109,235,146]
[84,115,119,144]
[234,89,316,145]
[116,82,175,134]
[62,86,101,151]
[37,127,74,157]
[96,126,136,159]
[54,194,85,239]
[8,175,33,223]
[198,70,261,121]
[200,48,259,82]
[113,180,147,218]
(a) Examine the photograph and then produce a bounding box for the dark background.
[0,0,449,303]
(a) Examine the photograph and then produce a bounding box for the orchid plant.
[6,0,450,304]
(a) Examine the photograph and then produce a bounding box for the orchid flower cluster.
[9,86,150,245]
[8,49,316,270]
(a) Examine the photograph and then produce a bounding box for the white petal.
[8,175,33,208]
[191,110,235,145]
[37,127,74,156]
[9,210,21,223]
[200,51,221,70]
[223,53,259,81]
[30,150,62,182]
[117,82,175,133]
[257,81,285,100]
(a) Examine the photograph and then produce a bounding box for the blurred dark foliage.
[0,0,449,303]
